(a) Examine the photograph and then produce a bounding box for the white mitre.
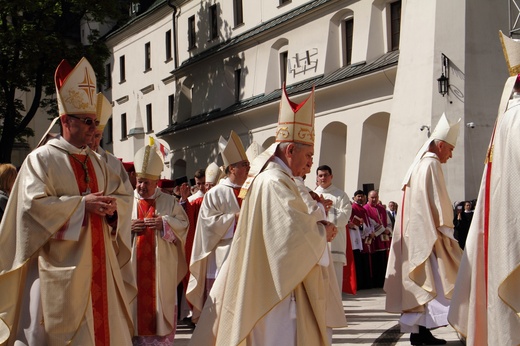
[218,130,248,168]
[134,145,163,180]
[401,113,461,188]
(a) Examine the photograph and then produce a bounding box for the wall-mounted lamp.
[420,125,431,137]
[437,53,450,97]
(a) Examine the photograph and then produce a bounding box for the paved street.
[174,288,463,345]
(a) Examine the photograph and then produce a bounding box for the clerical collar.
[272,156,293,177]
[315,184,332,193]
[221,177,242,189]
[423,151,439,161]
[58,136,89,155]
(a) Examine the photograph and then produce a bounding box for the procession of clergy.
[0,30,519,346]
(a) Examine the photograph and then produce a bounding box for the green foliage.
[0,0,131,162]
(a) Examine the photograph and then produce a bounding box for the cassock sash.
[342,225,357,294]
[69,154,110,345]
[136,199,157,335]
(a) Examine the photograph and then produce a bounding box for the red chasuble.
[68,154,110,345]
[136,199,157,335]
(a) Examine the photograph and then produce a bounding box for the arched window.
[265,38,289,94]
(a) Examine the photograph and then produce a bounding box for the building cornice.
[105,0,172,46]
[157,50,399,137]
[172,0,339,76]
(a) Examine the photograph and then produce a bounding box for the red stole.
[232,187,243,208]
[68,154,110,345]
[136,198,157,335]
[232,187,243,232]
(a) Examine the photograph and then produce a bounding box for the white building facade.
[104,0,509,204]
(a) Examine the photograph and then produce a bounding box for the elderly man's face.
[136,177,158,199]
[368,191,379,207]
[89,129,103,152]
[289,144,314,178]
[437,141,455,164]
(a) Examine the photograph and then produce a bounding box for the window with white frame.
[234,68,242,102]
[165,30,172,61]
[280,51,288,86]
[168,94,174,125]
[146,103,153,133]
[119,56,126,83]
[209,4,218,40]
[188,15,196,49]
[344,18,354,66]
[234,0,243,27]
[390,1,401,51]
[145,42,151,71]
[121,113,127,139]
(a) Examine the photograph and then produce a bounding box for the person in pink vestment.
[348,190,374,289]
[364,190,392,288]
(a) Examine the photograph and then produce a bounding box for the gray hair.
[277,142,310,152]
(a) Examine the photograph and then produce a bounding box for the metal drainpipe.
[167,0,179,69]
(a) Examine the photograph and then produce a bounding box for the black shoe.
[182,317,196,329]
[410,326,447,345]
[410,332,423,345]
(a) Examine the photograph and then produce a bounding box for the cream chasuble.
[130,189,189,339]
[384,152,462,318]
[190,160,347,346]
[314,185,352,265]
[0,137,135,346]
[186,178,241,320]
[96,146,134,195]
[448,96,520,346]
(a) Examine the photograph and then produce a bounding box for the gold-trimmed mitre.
[96,93,112,132]
[275,85,315,145]
[134,145,163,180]
[205,162,224,185]
[245,141,265,162]
[55,57,97,117]
[218,130,248,167]
[499,30,520,76]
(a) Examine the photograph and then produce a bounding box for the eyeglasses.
[68,114,100,126]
